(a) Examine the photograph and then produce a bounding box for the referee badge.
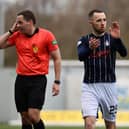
[52,40,58,45]
[32,44,38,54]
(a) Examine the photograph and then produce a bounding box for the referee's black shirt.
[77,33,127,83]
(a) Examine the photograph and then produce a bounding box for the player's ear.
[88,16,93,24]
[88,19,93,24]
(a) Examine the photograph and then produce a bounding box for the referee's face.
[90,12,107,35]
[16,15,32,34]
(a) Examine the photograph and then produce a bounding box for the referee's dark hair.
[17,10,36,25]
[88,9,106,19]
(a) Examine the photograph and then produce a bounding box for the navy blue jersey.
[77,33,127,83]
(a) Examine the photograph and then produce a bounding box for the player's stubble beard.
[93,27,106,36]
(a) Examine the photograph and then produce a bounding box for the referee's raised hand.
[9,22,19,33]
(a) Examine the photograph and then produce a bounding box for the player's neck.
[92,31,105,37]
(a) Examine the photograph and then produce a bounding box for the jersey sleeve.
[110,35,127,57]
[77,36,91,61]
[7,32,19,46]
[46,31,58,52]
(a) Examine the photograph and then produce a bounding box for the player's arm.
[110,21,127,57]
[111,37,127,57]
[50,48,61,96]
[77,36,91,61]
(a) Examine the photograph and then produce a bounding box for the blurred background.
[0,0,129,127]
[0,0,129,66]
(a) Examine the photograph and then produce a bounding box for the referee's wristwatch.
[54,80,61,85]
[8,29,14,35]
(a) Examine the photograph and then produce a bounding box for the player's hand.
[109,21,120,38]
[52,83,60,96]
[89,37,100,50]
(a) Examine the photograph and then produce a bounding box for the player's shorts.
[15,74,47,112]
[81,83,118,122]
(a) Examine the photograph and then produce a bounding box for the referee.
[77,9,127,129]
[0,10,61,129]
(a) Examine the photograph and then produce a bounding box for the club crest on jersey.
[32,44,38,53]
[52,40,57,45]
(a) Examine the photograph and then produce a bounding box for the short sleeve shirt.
[8,28,59,75]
